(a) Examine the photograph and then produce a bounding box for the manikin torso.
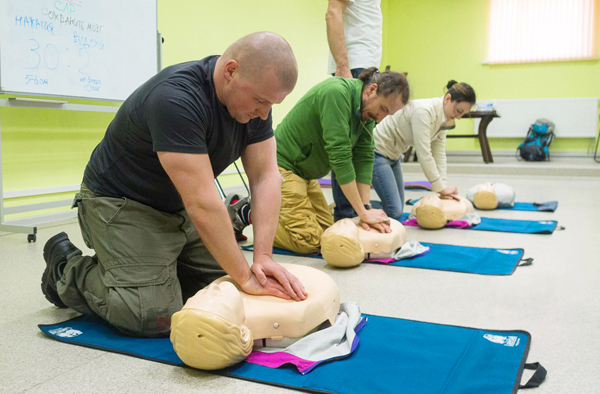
[183,263,340,342]
[170,263,341,370]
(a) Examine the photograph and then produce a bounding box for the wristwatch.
[363,203,372,210]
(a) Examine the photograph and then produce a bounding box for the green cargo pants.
[57,184,225,337]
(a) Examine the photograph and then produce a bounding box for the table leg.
[477,115,494,163]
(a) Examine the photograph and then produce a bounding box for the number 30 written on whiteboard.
[25,39,59,71]
[23,39,89,74]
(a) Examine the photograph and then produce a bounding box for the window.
[488,0,597,64]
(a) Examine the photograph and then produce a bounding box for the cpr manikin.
[411,194,475,229]
[320,217,407,268]
[170,263,340,370]
[466,182,515,210]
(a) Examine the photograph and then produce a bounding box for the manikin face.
[183,281,245,327]
[443,93,473,121]
[220,60,292,124]
[360,83,405,123]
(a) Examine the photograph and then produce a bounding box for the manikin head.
[170,264,340,370]
[466,182,516,210]
[442,80,476,121]
[321,217,407,267]
[170,282,253,370]
[213,32,298,124]
[411,195,475,229]
[359,68,410,122]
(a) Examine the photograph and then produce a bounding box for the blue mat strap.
[405,198,420,206]
[519,258,534,267]
[39,314,544,394]
[519,362,548,389]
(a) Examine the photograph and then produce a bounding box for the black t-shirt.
[83,56,273,213]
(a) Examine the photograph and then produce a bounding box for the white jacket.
[373,97,451,192]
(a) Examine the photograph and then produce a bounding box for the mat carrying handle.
[519,362,547,389]
[519,258,533,267]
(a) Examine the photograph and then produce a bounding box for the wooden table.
[447,110,500,163]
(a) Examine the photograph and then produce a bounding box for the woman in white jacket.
[372,80,476,218]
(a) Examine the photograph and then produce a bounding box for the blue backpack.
[517,119,555,161]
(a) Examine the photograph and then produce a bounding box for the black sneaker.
[225,193,250,233]
[41,232,81,308]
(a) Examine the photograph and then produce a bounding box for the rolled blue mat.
[39,314,546,394]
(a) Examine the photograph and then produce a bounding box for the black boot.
[41,232,81,308]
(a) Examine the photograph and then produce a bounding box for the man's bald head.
[222,32,298,91]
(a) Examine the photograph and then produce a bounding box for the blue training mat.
[404,199,558,213]
[398,213,559,234]
[500,201,558,212]
[372,243,530,275]
[242,244,530,275]
[38,314,546,394]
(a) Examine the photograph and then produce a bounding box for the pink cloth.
[245,310,366,374]
[246,351,316,372]
[365,257,397,264]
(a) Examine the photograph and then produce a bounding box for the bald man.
[41,32,306,338]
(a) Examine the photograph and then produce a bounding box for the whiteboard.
[475,98,599,138]
[0,0,158,101]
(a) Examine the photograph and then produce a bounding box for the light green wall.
[382,0,600,152]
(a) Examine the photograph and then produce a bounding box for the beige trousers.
[274,167,334,254]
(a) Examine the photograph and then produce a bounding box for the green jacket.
[275,78,375,185]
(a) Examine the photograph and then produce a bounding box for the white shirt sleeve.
[430,131,448,187]
[411,108,447,192]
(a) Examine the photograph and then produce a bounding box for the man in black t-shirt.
[41,32,307,337]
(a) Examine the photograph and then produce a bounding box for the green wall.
[382,0,600,152]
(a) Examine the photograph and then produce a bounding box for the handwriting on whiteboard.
[11,1,104,92]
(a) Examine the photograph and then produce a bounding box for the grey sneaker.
[225,193,250,233]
